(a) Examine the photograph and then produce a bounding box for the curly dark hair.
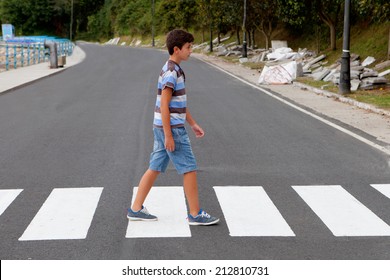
[166,29,194,55]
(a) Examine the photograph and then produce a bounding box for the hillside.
[110,23,390,108]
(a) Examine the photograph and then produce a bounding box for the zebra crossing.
[19,187,103,241]
[1,184,390,241]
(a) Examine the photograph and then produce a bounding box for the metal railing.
[0,36,73,72]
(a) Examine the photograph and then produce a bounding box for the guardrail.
[0,36,73,72]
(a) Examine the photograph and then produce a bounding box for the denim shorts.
[149,127,197,174]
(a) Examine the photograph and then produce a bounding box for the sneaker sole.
[127,215,158,221]
[188,218,220,226]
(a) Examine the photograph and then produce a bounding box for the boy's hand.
[165,135,175,152]
[191,123,205,138]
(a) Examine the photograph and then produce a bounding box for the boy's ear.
[173,46,180,53]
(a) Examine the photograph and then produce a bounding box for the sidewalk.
[192,53,390,150]
[0,45,86,94]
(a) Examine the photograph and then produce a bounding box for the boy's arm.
[186,109,205,138]
[161,88,175,152]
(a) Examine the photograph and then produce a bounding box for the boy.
[127,29,219,226]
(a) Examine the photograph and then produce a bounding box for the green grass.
[349,90,390,108]
[297,77,390,109]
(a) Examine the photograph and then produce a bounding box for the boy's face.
[174,42,192,61]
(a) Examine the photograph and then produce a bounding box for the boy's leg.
[183,170,200,217]
[131,169,160,211]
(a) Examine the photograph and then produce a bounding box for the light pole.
[339,0,351,94]
[70,0,74,41]
[208,0,213,52]
[242,0,247,57]
[151,0,155,47]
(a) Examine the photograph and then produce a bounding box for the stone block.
[350,80,361,91]
[362,56,376,67]
[271,40,288,50]
[360,71,378,79]
[374,60,390,70]
[313,69,330,81]
[378,69,390,77]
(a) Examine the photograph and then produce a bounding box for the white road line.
[19,187,103,241]
[126,187,191,238]
[196,57,390,156]
[293,185,390,236]
[214,186,295,236]
[371,184,390,199]
[0,189,23,216]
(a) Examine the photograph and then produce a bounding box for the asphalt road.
[1,43,390,259]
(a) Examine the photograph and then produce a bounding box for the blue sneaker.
[127,206,158,221]
[188,209,219,226]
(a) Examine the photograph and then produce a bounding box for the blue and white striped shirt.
[153,60,187,128]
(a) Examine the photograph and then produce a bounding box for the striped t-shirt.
[153,60,186,128]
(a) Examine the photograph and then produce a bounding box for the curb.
[293,81,390,118]
[0,45,86,95]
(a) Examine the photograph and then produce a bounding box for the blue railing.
[0,36,73,72]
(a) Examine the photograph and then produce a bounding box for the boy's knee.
[146,169,161,177]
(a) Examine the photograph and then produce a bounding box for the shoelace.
[199,211,210,218]
[140,207,150,215]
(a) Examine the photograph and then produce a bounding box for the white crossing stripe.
[214,186,295,236]
[371,184,390,199]
[19,187,103,241]
[0,189,23,216]
[126,187,191,238]
[293,185,390,236]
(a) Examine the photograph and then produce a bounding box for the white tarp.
[258,61,297,85]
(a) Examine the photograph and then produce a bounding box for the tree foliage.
[0,0,104,37]
[0,0,388,49]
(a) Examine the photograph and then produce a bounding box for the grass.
[349,90,390,109]
[297,77,390,109]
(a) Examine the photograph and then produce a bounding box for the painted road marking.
[214,186,295,236]
[126,186,191,238]
[293,185,390,236]
[19,187,103,241]
[0,189,23,216]
[371,184,390,199]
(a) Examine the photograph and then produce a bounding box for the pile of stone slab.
[307,54,390,91]
[257,43,390,89]
[104,38,121,45]
[193,35,270,59]
[195,37,390,89]
[258,41,321,84]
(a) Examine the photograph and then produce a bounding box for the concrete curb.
[0,45,86,95]
[293,81,390,118]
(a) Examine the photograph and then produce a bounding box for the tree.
[355,0,390,24]
[157,0,197,33]
[314,0,343,50]
[249,0,279,50]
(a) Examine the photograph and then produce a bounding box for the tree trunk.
[318,9,338,51]
[260,30,270,50]
[256,19,273,50]
[329,23,336,51]
[236,27,241,45]
[252,29,256,48]
[388,27,390,60]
